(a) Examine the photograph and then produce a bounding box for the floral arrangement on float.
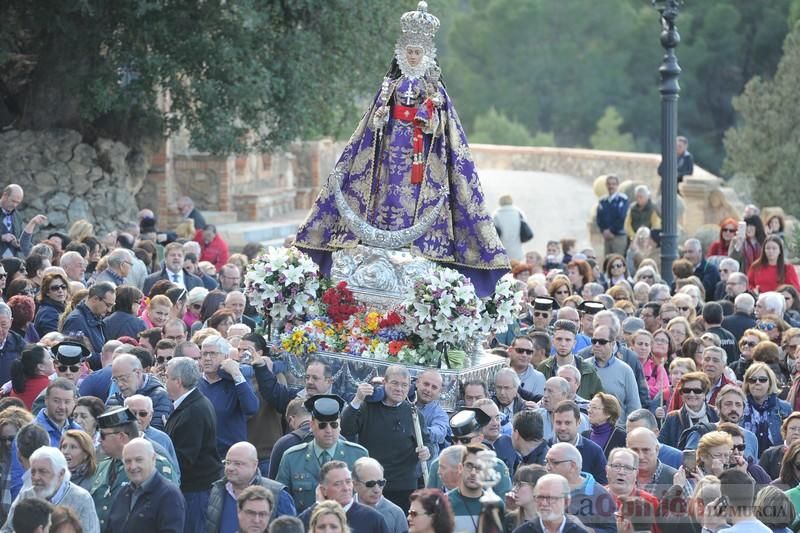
[247,250,521,369]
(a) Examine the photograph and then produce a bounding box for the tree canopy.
[0,0,402,152]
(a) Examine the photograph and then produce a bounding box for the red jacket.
[747,263,800,293]
[195,230,230,271]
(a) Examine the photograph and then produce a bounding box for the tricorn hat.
[97,406,137,429]
[578,301,605,315]
[449,408,491,438]
[52,340,90,365]
[532,297,555,311]
[304,394,346,422]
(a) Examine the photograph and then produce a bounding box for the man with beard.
[604,448,659,518]
[511,474,586,533]
[448,445,505,533]
[537,320,602,400]
[1,446,99,533]
[107,438,186,533]
[551,401,607,484]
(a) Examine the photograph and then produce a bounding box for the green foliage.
[723,20,800,218]
[590,106,635,152]
[442,0,793,173]
[0,0,404,152]
[470,107,536,146]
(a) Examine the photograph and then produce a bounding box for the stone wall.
[0,129,145,236]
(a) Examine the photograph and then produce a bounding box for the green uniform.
[90,454,178,529]
[276,439,368,512]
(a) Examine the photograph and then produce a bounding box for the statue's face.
[405,46,424,67]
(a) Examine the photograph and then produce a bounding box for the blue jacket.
[33,298,65,337]
[106,467,186,533]
[596,193,628,235]
[693,258,721,303]
[0,330,25,385]
[106,375,174,432]
[742,395,792,453]
[102,311,147,341]
[489,435,520,475]
[79,367,112,402]
[62,301,105,362]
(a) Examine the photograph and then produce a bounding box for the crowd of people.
[0,170,797,533]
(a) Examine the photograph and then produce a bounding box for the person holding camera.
[197,335,259,457]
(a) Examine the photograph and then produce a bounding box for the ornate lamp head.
[395,1,440,79]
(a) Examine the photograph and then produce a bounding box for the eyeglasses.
[111,371,139,383]
[534,495,566,504]
[49,284,66,292]
[190,303,202,310]
[359,478,386,488]
[452,435,475,445]
[156,355,174,365]
[611,263,625,269]
[407,510,429,518]
[681,387,705,395]
[57,365,80,373]
[607,463,637,473]
[544,458,573,467]
[100,431,122,440]
[463,462,481,472]
[102,299,115,308]
[591,338,610,345]
[512,347,534,355]
[242,509,269,520]
[317,421,339,430]
[747,376,769,384]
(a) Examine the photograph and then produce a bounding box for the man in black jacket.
[165,356,222,533]
[143,242,204,295]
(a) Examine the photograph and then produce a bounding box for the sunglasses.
[317,421,339,430]
[100,431,122,441]
[681,387,705,395]
[740,340,757,348]
[408,510,428,518]
[57,365,80,373]
[591,338,610,345]
[732,444,746,452]
[513,347,534,355]
[757,322,776,331]
[611,263,625,269]
[452,435,474,445]
[49,284,67,291]
[747,376,769,384]
[722,228,736,234]
[533,311,549,318]
[360,478,387,488]
[156,355,174,365]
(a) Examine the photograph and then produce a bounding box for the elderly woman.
[741,362,792,453]
[34,272,71,337]
[659,371,719,448]
[103,286,146,340]
[716,422,771,485]
[583,392,626,458]
[756,314,788,346]
[731,328,770,381]
[59,429,97,490]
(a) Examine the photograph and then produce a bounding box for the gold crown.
[400,1,440,38]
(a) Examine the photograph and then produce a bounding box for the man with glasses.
[448,444,505,533]
[538,320,602,401]
[124,394,181,481]
[545,442,616,533]
[603,447,659,516]
[218,264,243,293]
[278,394,367,512]
[586,324,641,426]
[513,473,585,533]
[530,297,555,333]
[725,272,749,301]
[207,441,296,531]
[92,248,133,287]
[343,365,432,511]
[353,457,407,533]
[106,353,173,431]
[507,336,545,396]
[197,335,259,457]
[90,406,179,529]
[62,281,115,367]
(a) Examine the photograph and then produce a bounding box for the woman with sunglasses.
[8,344,54,409]
[755,314,787,346]
[748,235,800,294]
[708,218,739,257]
[183,287,208,329]
[663,357,696,414]
[102,286,146,341]
[59,429,97,491]
[407,488,454,533]
[659,371,719,449]
[741,362,792,454]
[604,254,629,290]
[731,328,769,381]
[548,276,573,309]
[504,464,547,532]
[33,272,70,337]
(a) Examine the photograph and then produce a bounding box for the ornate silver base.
[330,245,436,310]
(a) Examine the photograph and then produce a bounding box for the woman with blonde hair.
[68,219,94,242]
[755,485,795,532]
[141,294,172,329]
[741,362,792,453]
[663,357,697,414]
[607,283,634,303]
[309,500,350,533]
[731,328,769,381]
[671,293,696,322]
[59,429,97,491]
[666,316,693,349]
[59,289,88,331]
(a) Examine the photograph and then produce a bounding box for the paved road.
[478,169,596,255]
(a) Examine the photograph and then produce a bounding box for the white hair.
[719,258,740,273]
[439,445,465,467]
[124,394,154,411]
[30,446,70,483]
[0,303,11,318]
[594,310,620,339]
[684,238,702,252]
[758,292,785,316]
[550,442,582,470]
[734,293,755,314]
[202,335,231,356]
[182,241,201,257]
[536,473,570,495]
[353,457,384,480]
[546,376,571,396]
[495,367,521,388]
[634,185,650,198]
[608,447,639,469]
[556,365,581,385]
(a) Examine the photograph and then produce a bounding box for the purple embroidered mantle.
[294,75,510,297]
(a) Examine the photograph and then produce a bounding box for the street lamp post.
[654,0,682,284]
